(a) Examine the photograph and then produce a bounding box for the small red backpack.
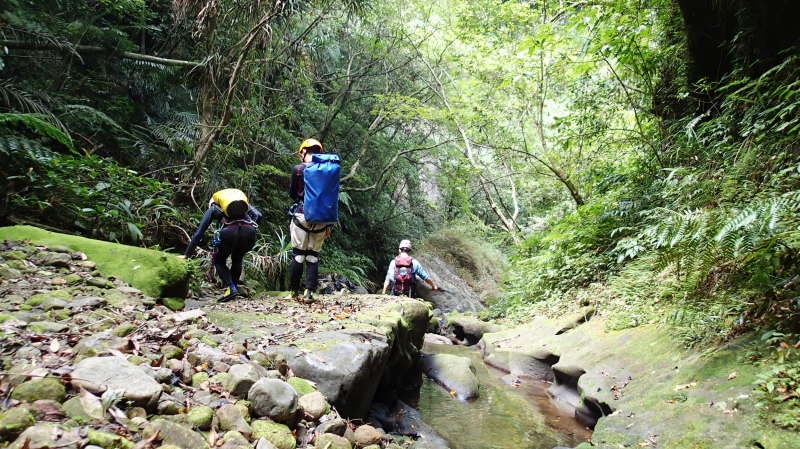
[392,255,415,296]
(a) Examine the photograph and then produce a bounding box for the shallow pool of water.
[402,342,592,449]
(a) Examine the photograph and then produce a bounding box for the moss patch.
[287,377,315,397]
[0,226,188,298]
[10,378,66,403]
[250,420,295,449]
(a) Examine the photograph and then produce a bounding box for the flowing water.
[403,342,592,449]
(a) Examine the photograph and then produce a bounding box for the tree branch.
[1,40,200,67]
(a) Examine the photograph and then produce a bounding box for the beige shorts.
[290,213,326,252]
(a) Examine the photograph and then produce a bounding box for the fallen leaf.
[674,381,697,391]
[727,372,737,381]
[208,427,218,447]
[607,410,622,417]
[626,422,635,429]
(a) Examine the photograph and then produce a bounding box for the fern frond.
[0,113,73,151]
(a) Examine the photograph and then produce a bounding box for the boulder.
[220,431,251,449]
[443,313,500,346]
[73,332,129,357]
[8,424,80,449]
[142,419,210,449]
[274,331,390,418]
[10,378,66,403]
[71,356,163,411]
[247,379,299,424]
[27,321,69,334]
[316,418,347,436]
[42,252,71,267]
[483,347,559,381]
[0,408,35,438]
[421,353,480,400]
[226,364,259,397]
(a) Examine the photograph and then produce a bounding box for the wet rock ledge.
[0,230,447,449]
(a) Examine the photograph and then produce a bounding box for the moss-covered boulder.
[0,226,188,298]
[10,378,66,403]
[161,297,185,311]
[250,420,295,449]
[192,372,210,387]
[86,428,135,449]
[62,397,101,425]
[0,408,35,438]
[314,433,351,449]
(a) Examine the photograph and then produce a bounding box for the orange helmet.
[298,138,323,160]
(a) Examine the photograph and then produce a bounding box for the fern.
[0,113,74,152]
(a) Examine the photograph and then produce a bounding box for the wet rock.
[216,404,252,436]
[10,378,66,403]
[71,356,163,411]
[483,347,559,381]
[43,252,71,267]
[443,313,499,346]
[314,433,351,449]
[421,353,480,400]
[424,333,453,345]
[187,406,214,430]
[409,443,450,449]
[0,407,35,438]
[142,418,210,449]
[248,379,299,424]
[227,364,259,397]
[250,420,295,449]
[298,391,327,420]
[354,425,382,446]
[388,401,448,446]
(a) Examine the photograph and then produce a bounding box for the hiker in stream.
[179,188,262,302]
[284,138,341,303]
[382,239,439,297]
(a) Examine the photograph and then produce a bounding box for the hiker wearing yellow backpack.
[381,239,439,296]
[284,138,341,303]
[179,188,262,302]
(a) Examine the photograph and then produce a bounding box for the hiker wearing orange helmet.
[284,138,332,303]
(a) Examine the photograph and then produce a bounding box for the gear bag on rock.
[392,255,415,296]
[303,154,340,225]
[212,189,249,219]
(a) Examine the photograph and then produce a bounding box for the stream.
[403,342,592,449]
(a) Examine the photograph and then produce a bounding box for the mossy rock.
[0,407,35,437]
[10,378,65,403]
[64,273,82,285]
[45,309,70,322]
[112,323,138,337]
[0,314,13,323]
[287,377,315,397]
[314,433,351,449]
[0,226,188,298]
[250,420,296,449]
[142,419,210,449]
[3,251,27,260]
[62,396,101,425]
[25,290,71,307]
[192,372,210,386]
[7,260,26,270]
[160,345,183,360]
[161,297,185,311]
[86,428,135,449]
[187,406,214,430]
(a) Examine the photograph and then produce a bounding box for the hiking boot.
[281,290,301,300]
[218,286,240,303]
[302,289,315,304]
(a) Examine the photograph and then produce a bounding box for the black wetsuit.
[184,204,262,286]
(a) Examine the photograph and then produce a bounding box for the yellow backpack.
[211,189,249,218]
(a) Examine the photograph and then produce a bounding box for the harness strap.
[292,215,326,233]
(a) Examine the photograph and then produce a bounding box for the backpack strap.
[292,215,326,233]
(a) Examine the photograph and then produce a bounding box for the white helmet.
[399,240,412,251]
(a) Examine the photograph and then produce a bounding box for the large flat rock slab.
[70,356,163,411]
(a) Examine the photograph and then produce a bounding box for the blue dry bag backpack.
[303,153,340,225]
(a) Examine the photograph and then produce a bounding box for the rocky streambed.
[0,227,454,449]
